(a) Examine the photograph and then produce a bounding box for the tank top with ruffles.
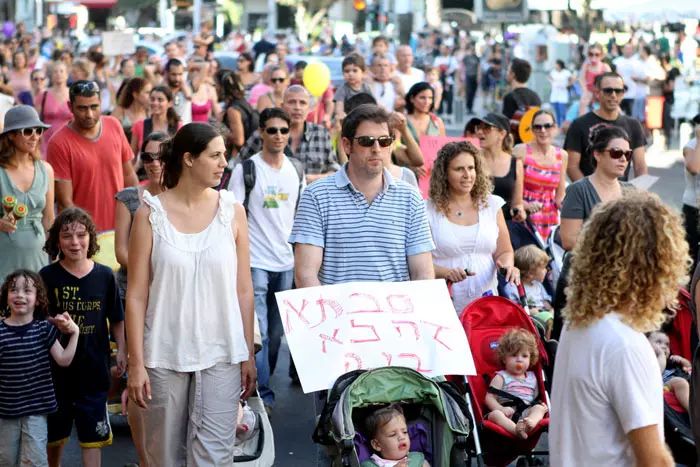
[523,144,563,239]
[142,190,249,371]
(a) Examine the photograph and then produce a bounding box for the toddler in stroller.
[361,403,430,467]
[484,329,549,440]
[648,330,691,411]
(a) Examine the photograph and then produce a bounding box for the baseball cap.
[465,112,511,134]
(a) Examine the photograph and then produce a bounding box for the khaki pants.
[143,363,241,466]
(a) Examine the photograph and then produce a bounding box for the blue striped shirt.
[289,165,434,284]
[0,320,60,418]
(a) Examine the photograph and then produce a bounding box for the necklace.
[452,199,471,217]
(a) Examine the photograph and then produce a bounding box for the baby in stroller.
[648,330,691,411]
[485,328,549,440]
[360,404,430,467]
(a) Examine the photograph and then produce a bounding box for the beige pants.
[143,363,241,466]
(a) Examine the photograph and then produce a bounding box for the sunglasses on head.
[141,152,160,163]
[264,126,290,135]
[271,77,286,84]
[18,127,44,137]
[70,80,99,98]
[604,147,633,161]
[352,135,395,148]
[601,87,626,96]
[533,123,555,131]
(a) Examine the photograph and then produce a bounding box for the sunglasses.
[533,123,555,131]
[141,152,160,163]
[588,52,601,57]
[18,127,44,137]
[271,77,286,84]
[604,148,633,161]
[601,87,625,96]
[352,135,395,147]
[70,80,99,98]
[476,123,494,133]
[264,127,290,135]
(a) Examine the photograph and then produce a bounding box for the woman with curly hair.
[550,191,688,467]
[427,140,519,313]
[39,207,126,467]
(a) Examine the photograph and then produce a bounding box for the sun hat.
[1,105,51,136]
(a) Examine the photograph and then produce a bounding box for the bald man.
[396,45,426,93]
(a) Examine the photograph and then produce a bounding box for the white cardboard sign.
[275,280,476,393]
[102,32,136,56]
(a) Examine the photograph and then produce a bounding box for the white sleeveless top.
[426,195,505,314]
[142,190,249,372]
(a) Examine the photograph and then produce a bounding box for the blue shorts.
[47,391,112,449]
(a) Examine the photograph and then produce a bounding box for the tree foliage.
[277,0,337,41]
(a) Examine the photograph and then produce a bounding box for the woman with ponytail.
[130,85,182,160]
[466,112,525,221]
[217,70,253,155]
[125,122,256,465]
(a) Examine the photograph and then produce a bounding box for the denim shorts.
[0,414,49,466]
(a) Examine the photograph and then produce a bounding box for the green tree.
[277,0,336,42]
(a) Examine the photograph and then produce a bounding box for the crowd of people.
[0,20,698,467]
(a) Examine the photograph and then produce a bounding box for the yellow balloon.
[303,62,331,97]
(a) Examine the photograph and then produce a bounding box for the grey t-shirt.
[560,177,635,222]
[333,82,373,103]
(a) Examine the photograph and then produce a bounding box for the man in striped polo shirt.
[289,103,435,287]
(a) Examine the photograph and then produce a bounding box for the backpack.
[226,99,259,146]
[242,156,304,215]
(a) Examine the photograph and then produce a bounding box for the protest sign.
[102,32,135,56]
[417,136,479,199]
[275,280,476,393]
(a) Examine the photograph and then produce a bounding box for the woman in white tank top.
[125,122,256,465]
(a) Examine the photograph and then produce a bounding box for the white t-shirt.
[373,81,397,111]
[683,137,699,207]
[613,56,640,99]
[551,313,664,467]
[396,67,426,94]
[230,153,305,272]
[634,57,657,99]
[549,68,572,104]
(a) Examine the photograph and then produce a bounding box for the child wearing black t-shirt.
[40,207,126,466]
[0,269,79,466]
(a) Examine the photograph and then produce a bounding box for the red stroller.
[459,296,550,467]
[666,288,695,361]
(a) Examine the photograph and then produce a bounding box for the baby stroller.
[312,366,472,467]
[458,296,551,467]
[664,288,696,361]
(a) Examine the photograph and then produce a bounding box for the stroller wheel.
[515,456,546,467]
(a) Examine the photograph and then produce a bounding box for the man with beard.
[164,58,192,124]
[47,81,138,232]
[564,72,648,182]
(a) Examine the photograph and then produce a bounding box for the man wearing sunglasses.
[229,107,306,415]
[238,85,339,184]
[290,103,435,290]
[46,80,138,232]
[564,72,647,182]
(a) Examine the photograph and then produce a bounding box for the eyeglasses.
[69,80,99,98]
[141,152,160,163]
[532,123,555,131]
[271,77,286,84]
[604,148,633,161]
[601,87,625,96]
[18,127,44,137]
[264,127,290,135]
[476,123,493,133]
[352,135,395,148]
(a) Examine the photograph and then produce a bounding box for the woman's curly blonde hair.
[563,191,690,332]
[429,141,493,216]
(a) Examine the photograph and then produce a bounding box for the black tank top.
[492,156,517,220]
